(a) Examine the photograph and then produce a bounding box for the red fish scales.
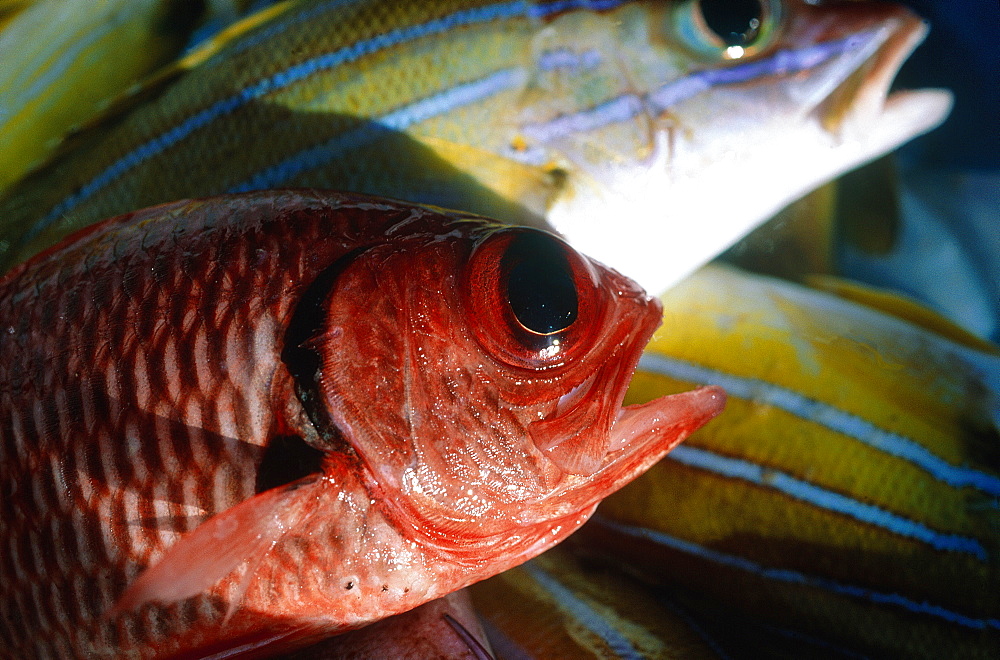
[0,190,725,657]
[0,192,427,655]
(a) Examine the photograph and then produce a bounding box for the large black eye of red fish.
[463,228,601,370]
[504,233,578,336]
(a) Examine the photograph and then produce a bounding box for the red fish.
[0,190,724,657]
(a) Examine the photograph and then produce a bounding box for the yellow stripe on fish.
[582,264,1000,658]
[0,0,206,194]
[0,0,951,292]
[470,546,724,659]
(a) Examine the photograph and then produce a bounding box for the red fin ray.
[110,477,323,617]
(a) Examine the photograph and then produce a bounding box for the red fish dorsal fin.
[110,477,323,617]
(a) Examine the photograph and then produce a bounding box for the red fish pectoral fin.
[109,477,323,617]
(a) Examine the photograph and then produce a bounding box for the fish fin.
[110,476,321,617]
[223,538,270,626]
[415,135,564,221]
[721,183,839,280]
[805,274,1000,355]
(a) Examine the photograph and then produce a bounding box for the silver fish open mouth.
[541,1,952,296]
[803,11,951,144]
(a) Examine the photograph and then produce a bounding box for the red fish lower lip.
[610,386,727,455]
[530,385,727,520]
[585,386,728,504]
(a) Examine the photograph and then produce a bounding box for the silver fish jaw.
[511,0,952,296]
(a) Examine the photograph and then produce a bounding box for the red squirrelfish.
[0,190,724,657]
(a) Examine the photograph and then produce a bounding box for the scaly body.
[592,265,1000,658]
[0,190,723,657]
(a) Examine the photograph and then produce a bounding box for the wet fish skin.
[282,590,493,659]
[0,190,724,657]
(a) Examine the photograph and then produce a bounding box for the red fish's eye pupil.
[699,0,763,47]
[504,233,578,336]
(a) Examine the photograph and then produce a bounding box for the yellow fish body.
[0,0,950,292]
[0,0,209,193]
[471,546,724,659]
[584,264,1000,658]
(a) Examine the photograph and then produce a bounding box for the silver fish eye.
[672,0,782,60]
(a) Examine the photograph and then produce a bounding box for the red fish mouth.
[529,301,725,485]
[521,378,725,525]
[605,385,726,476]
[525,256,727,481]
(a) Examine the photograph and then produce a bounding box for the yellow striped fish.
[470,546,724,659]
[0,0,31,31]
[581,264,1000,658]
[0,0,950,294]
[0,0,206,194]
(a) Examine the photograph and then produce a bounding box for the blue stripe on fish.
[237,31,869,186]
[528,0,631,19]
[520,32,865,144]
[522,94,645,143]
[649,28,877,109]
[595,517,1000,631]
[668,445,989,560]
[536,47,603,71]
[638,353,1000,497]
[522,562,645,659]
[229,67,527,192]
[29,0,861,242]
[234,45,612,191]
[29,0,631,233]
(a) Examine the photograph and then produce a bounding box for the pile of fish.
[0,0,995,658]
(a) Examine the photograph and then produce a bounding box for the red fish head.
[310,220,725,551]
